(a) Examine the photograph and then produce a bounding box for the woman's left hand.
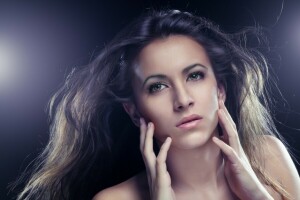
[212,100,274,200]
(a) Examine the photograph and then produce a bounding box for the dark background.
[0,0,299,199]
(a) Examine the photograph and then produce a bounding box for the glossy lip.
[176,114,203,128]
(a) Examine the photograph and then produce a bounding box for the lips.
[176,114,203,127]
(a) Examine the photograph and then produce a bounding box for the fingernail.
[218,100,222,108]
[148,122,152,128]
[218,109,223,115]
[219,109,225,114]
[212,136,219,143]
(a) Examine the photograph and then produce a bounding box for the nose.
[173,85,194,111]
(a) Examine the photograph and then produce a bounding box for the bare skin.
[93,36,300,200]
[93,131,299,200]
[93,124,299,200]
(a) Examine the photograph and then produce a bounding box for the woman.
[17,10,299,200]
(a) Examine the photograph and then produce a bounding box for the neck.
[165,136,225,192]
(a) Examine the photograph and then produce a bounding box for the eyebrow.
[142,63,208,88]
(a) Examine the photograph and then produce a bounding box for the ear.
[217,83,226,102]
[122,102,141,127]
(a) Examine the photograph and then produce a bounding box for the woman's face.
[127,35,225,149]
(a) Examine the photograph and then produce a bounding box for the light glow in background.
[0,38,20,92]
[0,1,299,200]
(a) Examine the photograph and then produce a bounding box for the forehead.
[134,35,212,76]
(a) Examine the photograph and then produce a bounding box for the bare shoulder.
[92,171,150,200]
[262,135,300,199]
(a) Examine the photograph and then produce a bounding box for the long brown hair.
[16,9,289,199]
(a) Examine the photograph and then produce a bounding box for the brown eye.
[148,82,167,93]
[187,71,204,81]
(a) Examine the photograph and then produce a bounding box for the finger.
[139,118,146,151]
[156,137,172,178]
[218,108,240,152]
[139,118,155,183]
[212,136,240,165]
[143,122,156,179]
[219,100,236,128]
[144,122,154,156]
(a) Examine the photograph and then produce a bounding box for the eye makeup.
[142,63,207,94]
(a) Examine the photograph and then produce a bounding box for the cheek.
[137,97,173,140]
[209,89,219,110]
[136,96,170,124]
[196,85,219,118]
[206,89,219,128]
[195,81,219,103]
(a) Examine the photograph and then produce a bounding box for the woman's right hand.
[140,118,176,200]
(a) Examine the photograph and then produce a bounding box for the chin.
[172,129,214,150]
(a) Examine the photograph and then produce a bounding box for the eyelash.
[147,71,205,94]
[148,82,166,93]
[187,71,205,81]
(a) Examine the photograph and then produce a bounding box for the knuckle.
[142,147,146,153]
[232,133,238,139]
[231,131,238,139]
[228,147,235,156]
[142,147,150,156]
[156,157,164,166]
